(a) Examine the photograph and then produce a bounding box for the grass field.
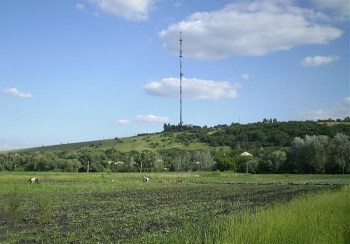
[11,132,225,154]
[0,172,349,243]
[161,184,350,244]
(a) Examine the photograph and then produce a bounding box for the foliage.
[1,119,350,174]
[170,150,216,171]
[1,190,24,222]
[269,150,287,173]
[214,157,237,171]
[35,197,53,224]
[291,133,350,174]
[134,149,160,172]
[331,133,350,174]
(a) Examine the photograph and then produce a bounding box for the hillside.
[1,120,349,174]
[9,132,225,154]
[8,120,349,155]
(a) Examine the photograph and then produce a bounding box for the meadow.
[0,172,349,243]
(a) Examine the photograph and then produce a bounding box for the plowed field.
[1,174,338,244]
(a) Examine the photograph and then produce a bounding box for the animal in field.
[143,176,150,183]
[28,177,39,184]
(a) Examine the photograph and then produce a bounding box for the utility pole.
[87,161,90,173]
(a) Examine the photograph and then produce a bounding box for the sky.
[0,0,349,151]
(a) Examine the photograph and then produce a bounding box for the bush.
[35,197,53,224]
[215,158,236,171]
[1,191,24,222]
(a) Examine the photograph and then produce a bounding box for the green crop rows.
[0,172,349,243]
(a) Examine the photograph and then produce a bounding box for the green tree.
[236,156,259,173]
[57,159,82,172]
[193,150,216,170]
[134,150,158,172]
[305,135,329,173]
[181,152,194,171]
[172,156,183,172]
[78,154,92,172]
[332,133,350,174]
[215,157,236,171]
[269,150,287,173]
[0,155,6,171]
[33,154,50,171]
[153,154,164,172]
[291,137,308,173]
[245,160,259,173]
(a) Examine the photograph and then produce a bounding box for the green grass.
[161,185,350,244]
[0,172,349,243]
[8,132,223,154]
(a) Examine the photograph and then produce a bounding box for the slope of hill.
[9,132,224,154]
[1,120,349,174]
[2,120,350,155]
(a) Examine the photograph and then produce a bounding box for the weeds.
[161,185,350,244]
[1,189,24,223]
[35,197,53,224]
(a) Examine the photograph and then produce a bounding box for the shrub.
[1,191,24,222]
[35,197,53,224]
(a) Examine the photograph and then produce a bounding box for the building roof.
[240,152,253,156]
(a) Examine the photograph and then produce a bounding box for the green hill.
[1,120,349,174]
[2,119,349,155]
[9,132,225,154]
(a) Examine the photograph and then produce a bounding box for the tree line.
[1,119,349,174]
[0,148,216,173]
[213,133,350,174]
[168,120,350,150]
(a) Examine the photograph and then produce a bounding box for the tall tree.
[269,150,287,173]
[291,137,308,173]
[306,135,329,173]
[332,133,350,174]
[134,150,158,172]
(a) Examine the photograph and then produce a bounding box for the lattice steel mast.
[179,31,183,126]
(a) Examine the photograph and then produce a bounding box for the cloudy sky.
[1,0,349,150]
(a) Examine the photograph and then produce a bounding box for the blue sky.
[1,0,349,151]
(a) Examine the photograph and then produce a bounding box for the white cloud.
[297,97,350,120]
[241,73,249,80]
[116,119,130,125]
[137,115,170,123]
[89,0,157,21]
[76,3,85,11]
[309,0,349,21]
[145,77,240,100]
[159,0,343,59]
[2,88,33,98]
[301,56,339,67]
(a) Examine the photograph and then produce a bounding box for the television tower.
[179,31,183,126]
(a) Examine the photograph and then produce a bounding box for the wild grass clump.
[162,185,350,244]
[0,188,25,223]
[35,197,53,224]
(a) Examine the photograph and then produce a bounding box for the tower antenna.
[179,31,183,126]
